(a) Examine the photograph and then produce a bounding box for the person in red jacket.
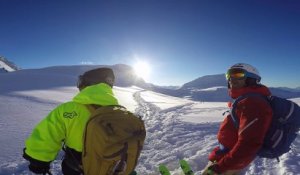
[202,63,273,175]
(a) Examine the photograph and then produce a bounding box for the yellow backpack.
[82,105,146,175]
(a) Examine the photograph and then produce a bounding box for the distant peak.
[0,56,20,72]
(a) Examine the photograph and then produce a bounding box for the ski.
[179,159,194,175]
[159,164,171,175]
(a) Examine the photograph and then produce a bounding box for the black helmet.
[77,67,115,90]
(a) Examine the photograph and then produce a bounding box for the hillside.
[0,56,19,72]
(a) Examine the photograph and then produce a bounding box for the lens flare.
[133,61,151,81]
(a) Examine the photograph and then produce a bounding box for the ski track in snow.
[133,91,219,175]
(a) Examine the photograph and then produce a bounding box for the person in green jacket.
[23,67,118,175]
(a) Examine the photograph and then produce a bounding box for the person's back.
[202,63,273,175]
[23,68,123,174]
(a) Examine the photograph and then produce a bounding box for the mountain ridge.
[1,63,299,101]
[0,56,19,72]
[153,74,300,102]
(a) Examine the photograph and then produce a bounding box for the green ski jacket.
[24,83,119,162]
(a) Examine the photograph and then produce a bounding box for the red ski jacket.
[209,85,273,173]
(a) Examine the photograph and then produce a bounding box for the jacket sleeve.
[24,104,66,162]
[217,97,272,172]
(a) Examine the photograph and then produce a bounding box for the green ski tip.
[179,159,194,175]
[159,164,171,175]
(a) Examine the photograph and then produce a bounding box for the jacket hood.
[228,85,271,99]
[73,83,119,106]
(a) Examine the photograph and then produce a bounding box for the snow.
[191,86,227,92]
[0,60,15,72]
[1,69,300,175]
[113,86,141,112]
[291,98,300,104]
[139,90,192,110]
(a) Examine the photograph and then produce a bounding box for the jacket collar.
[73,83,119,106]
[228,85,271,99]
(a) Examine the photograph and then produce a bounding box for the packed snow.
[1,70,300,175]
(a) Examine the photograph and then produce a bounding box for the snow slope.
[0,60,15,72]
[1,74,300,174]
[0,57,18,72]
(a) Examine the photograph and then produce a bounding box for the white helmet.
[228,63,261,82]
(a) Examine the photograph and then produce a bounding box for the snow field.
[1,86,300,175]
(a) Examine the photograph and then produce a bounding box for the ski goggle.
[225,69,247,80]
[226,68,261,82]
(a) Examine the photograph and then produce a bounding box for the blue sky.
[0,0,299,88]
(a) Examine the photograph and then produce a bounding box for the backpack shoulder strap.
[85,104,98,114]
[85,104,126,115]
[230,93,269,128]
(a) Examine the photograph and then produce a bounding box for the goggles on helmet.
[226,68,261,81]
[226,69,246,80]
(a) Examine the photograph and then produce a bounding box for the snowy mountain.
[153,74,300,102]
[0,64,148,94]
[180,74,227,90]
[0,56,19,73]
[173,74,229,101]
[0,66,300,175]
[1,63,299,102]
[269,88,300,98]
[277,87,300,93]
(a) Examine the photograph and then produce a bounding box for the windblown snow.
[1,80,300,174]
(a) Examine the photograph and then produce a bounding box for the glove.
[23,148,51,174]
[208,147,220,161]
[207,164,221,175]
[28,161,50,174]
[208,146,227,162]
[202,161,221,175]
[129,170,137,175]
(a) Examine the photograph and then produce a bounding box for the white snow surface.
[1,73,300,175]
[190,86,227,92]
[0,60,15,72]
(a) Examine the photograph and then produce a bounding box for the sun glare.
[133,61,151,80]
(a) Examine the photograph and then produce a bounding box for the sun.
[133,61,151,81]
